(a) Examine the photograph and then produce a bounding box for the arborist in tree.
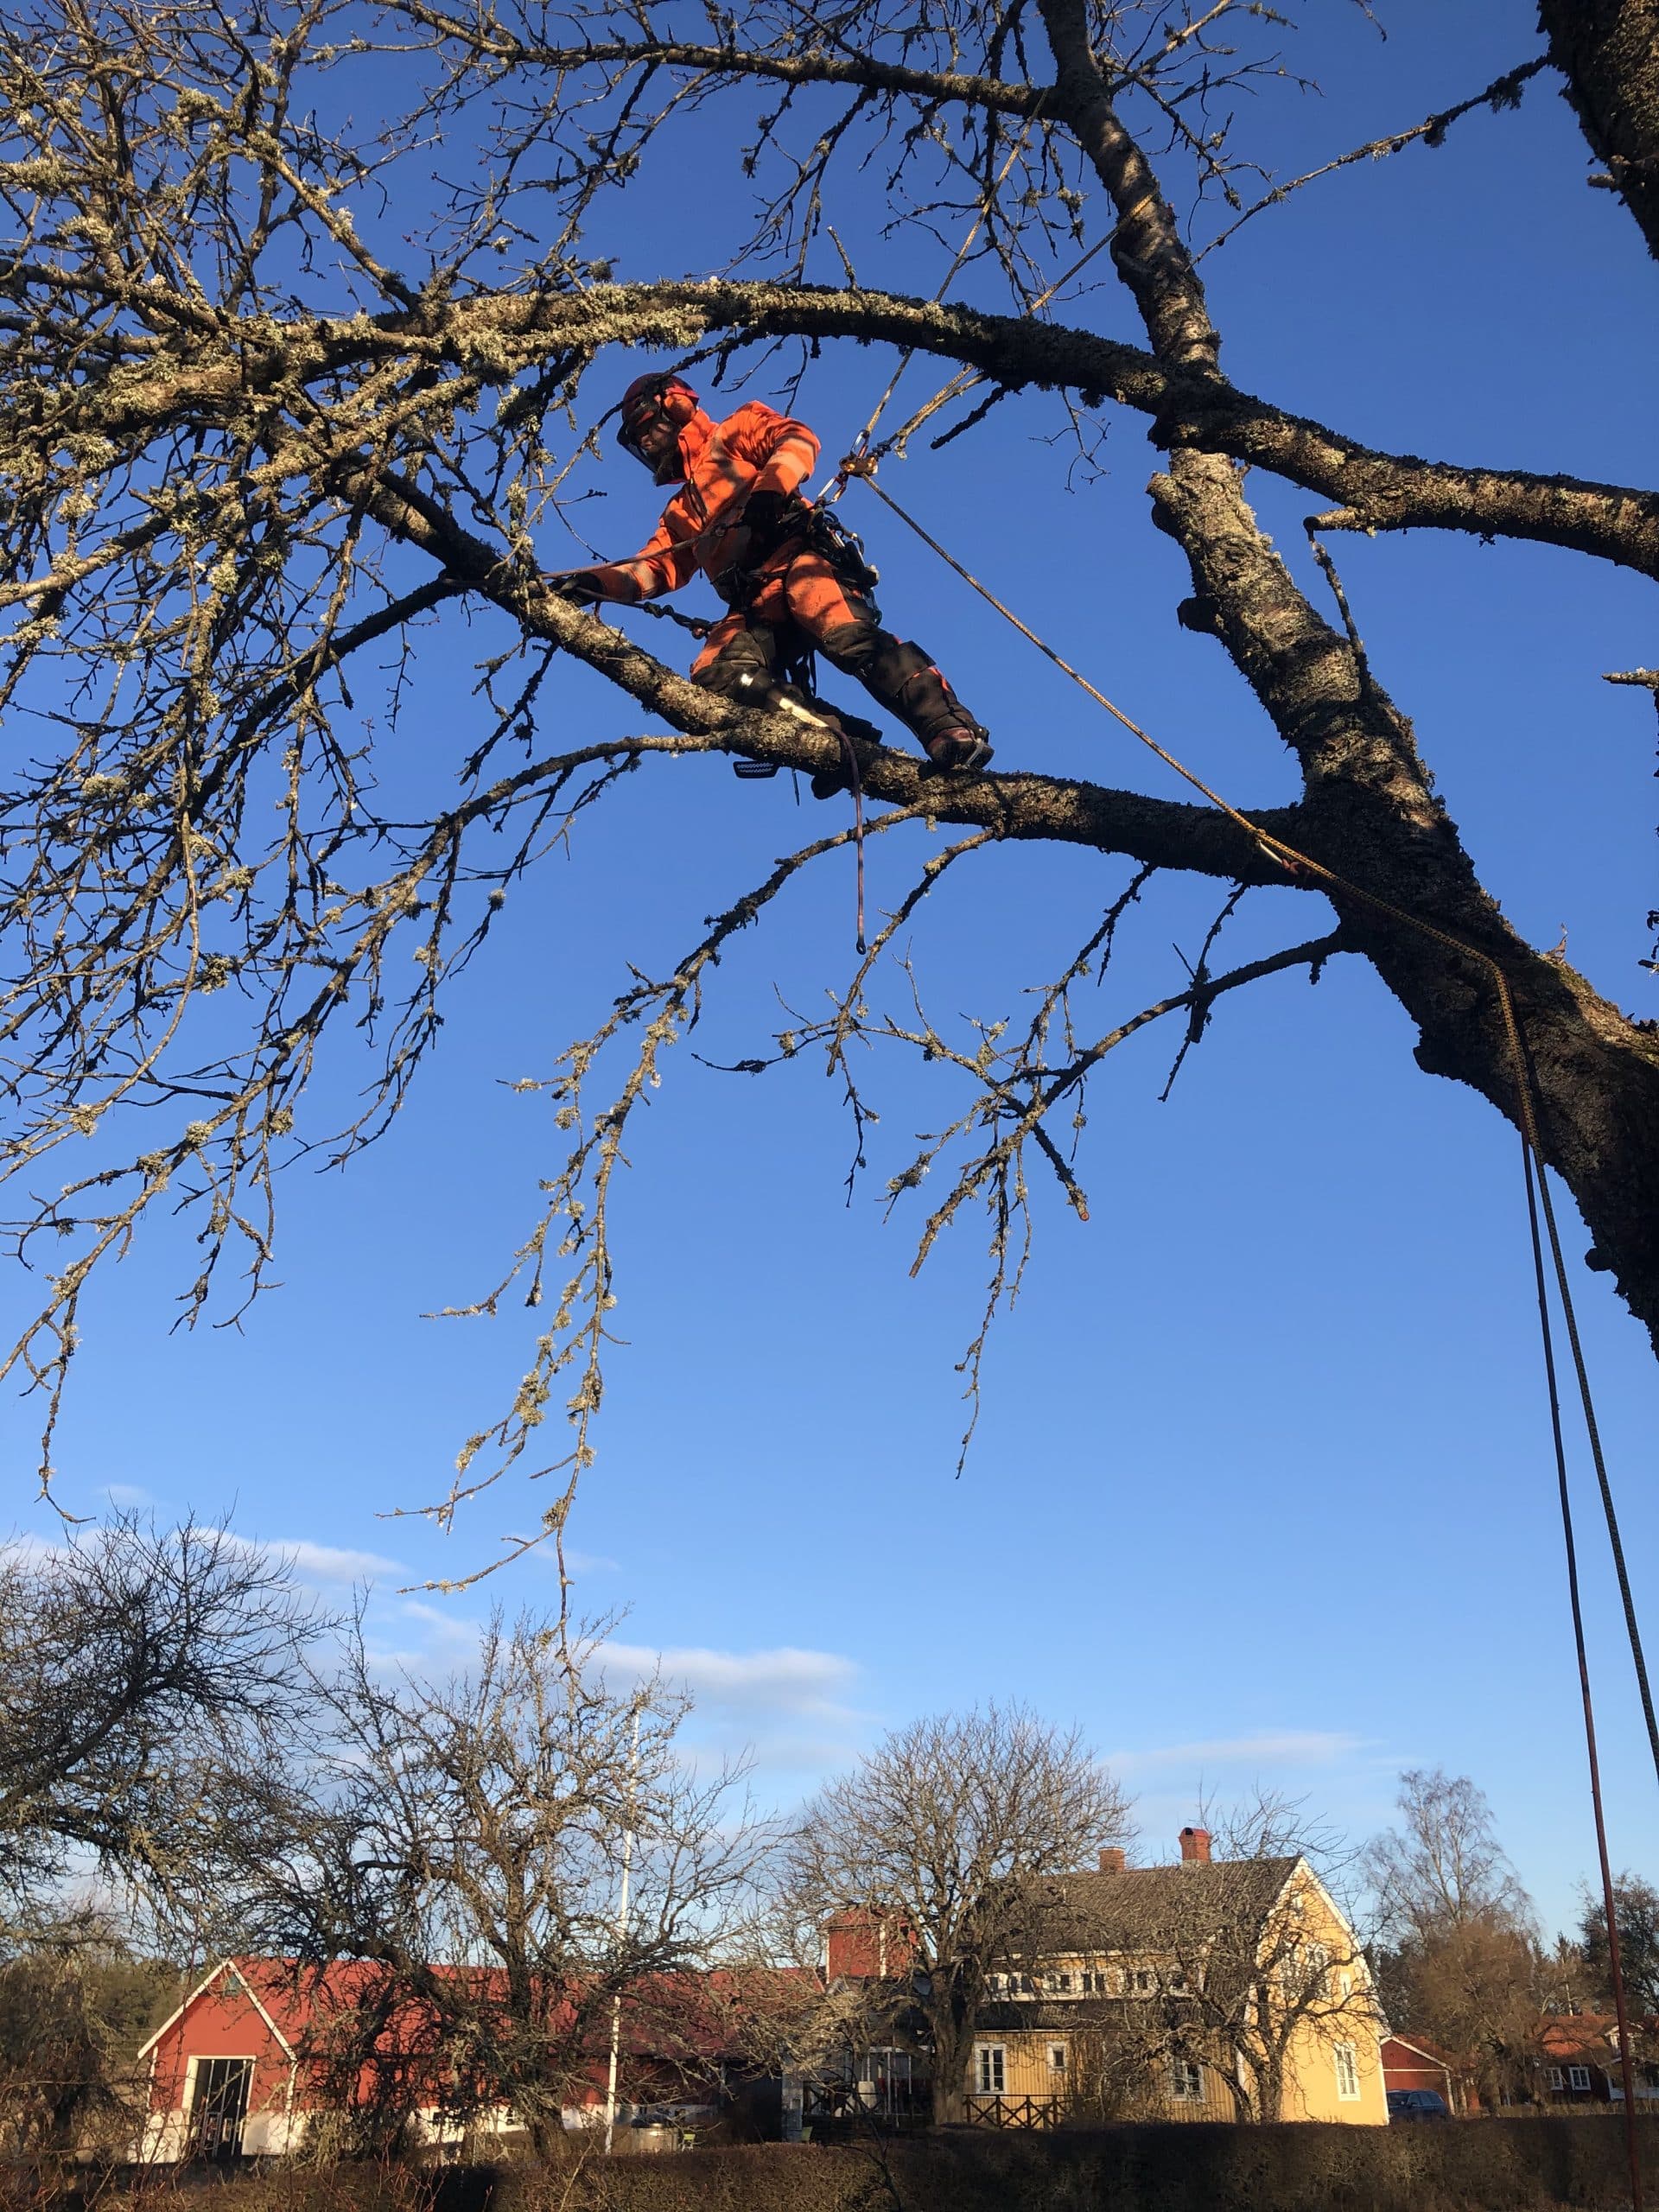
[553,373,994,786]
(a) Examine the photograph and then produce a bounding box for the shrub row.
[41,2119,1659,2212]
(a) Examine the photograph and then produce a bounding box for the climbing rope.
[851,454,1659,1774]
[1523,1134,1646,2209]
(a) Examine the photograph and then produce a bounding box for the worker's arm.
[706,405,823,580]
[730,404,822,499]
[561,512,697,604]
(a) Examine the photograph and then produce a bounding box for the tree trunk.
[525,2113,563,2158]
[1538,0,1659,262]
[1034,0,1659,1357]
[926,2003,969,2126]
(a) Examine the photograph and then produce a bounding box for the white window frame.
[1047,2043,1068,2075]
[1169,2057,1204,2102]
[1545,2067,1566,2090]
[975,2044,1006,2096]
[1569,2065,1592,2092]
[1333,2044,1360,2102]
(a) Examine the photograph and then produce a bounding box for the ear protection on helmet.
[616,372,701,483]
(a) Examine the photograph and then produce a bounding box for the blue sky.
[5,0,1656,1940]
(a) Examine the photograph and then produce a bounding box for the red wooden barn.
[137,1957,795,2162]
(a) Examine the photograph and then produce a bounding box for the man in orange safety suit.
[553,372,993,783]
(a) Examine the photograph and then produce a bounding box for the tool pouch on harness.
[802,500,880,596]
[715,497,881,611]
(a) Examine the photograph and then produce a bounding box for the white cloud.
[602,1641,860,1720]
[1112,1731,1365,1773]
[263,1537,407,1584]
[359,1597,486,1672]
[0,1529,63,1566]
[100,1483,156,1509]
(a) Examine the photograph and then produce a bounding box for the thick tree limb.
[35,280,1659,584]
[351,467,1299,884]
[1034,0,1659,1354]
[385,14,1053,124]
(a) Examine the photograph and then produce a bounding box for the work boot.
[806,710,882,799]
[723,670,847,786]
[922,725,994,775]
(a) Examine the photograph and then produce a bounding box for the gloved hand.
[549,570,628,607]
[741,489,791,551]
[713,492,797,600]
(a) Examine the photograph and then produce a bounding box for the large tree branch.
[348,466,1298,884]
[35,280,1659,584]
[385,11,1052,123]
[1031,1,1659,1354]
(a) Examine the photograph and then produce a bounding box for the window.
[1334,2044,1360,2102]
[1048,2044,1068,2075]
[976,2045,1006,2096]
[1170,2058,1204,2102]
[1052,1972,1073,1994]
[1283,1941,1329,1998]
[1130,1967,1156,1996]
[1545,2068,1566,2090]
[1569,2066,1592,2092]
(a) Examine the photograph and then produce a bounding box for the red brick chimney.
[1179,1826,1212,1865]
[1097,1847,1127,1873]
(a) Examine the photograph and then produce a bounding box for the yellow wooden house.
[963,1827,1388,2126]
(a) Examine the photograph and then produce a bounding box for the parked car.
[1387,2088,1450,2121]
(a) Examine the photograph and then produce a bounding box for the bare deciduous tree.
[0,1516,319,1947]
[1365,1768,1534,1950]
[1363,1769,1543,2107]
[1096,1797,1382,2124]
[0,2,1656,1555]
[252,1612,768,2153]
[784,1703,1131,2123]
[0,1929,173,2164]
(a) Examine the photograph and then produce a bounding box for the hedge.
[38,2120,1659,2212]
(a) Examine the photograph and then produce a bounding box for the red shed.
[1380,2033,1459,2114]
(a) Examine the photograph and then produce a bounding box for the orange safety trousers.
[690,546,979,750]
[690,549,871,677]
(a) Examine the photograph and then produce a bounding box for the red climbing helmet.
[616,372,702,483]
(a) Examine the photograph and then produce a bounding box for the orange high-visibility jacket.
[595,402,820,602]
